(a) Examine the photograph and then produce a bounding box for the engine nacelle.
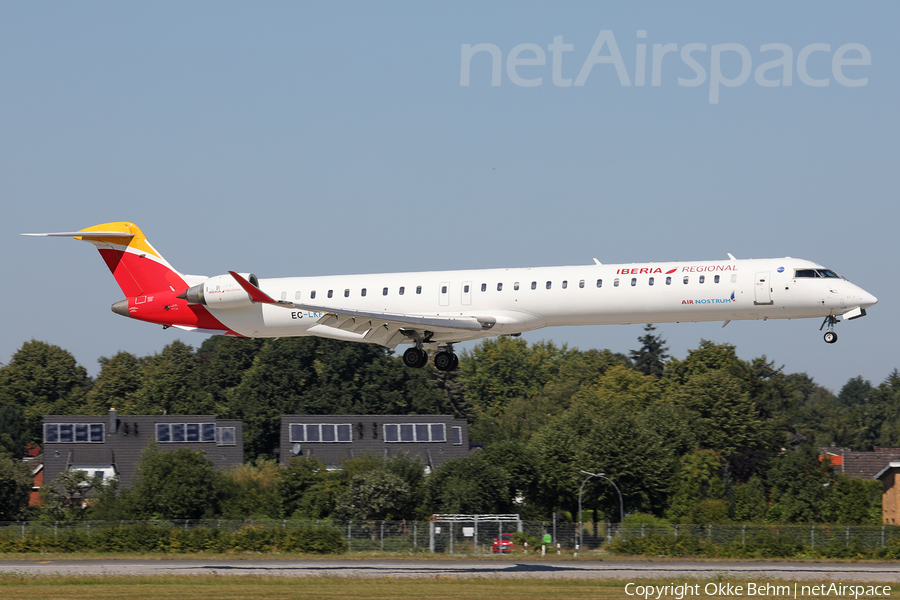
[182,273,260,309]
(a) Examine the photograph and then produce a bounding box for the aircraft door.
[754,272,773,305]
[461,281,472,306]
[439,281,450,306]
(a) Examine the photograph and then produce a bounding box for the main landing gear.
[402,345,460,371]
[821,315,839,344]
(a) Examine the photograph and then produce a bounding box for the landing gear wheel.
[434,351,458,371]
[824,331,838,344]
[403,347,429,368]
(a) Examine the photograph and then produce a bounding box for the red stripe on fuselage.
[98,248,188,297]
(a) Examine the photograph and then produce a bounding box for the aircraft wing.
[227,271,495,347]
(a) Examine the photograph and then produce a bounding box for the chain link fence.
[1,520,898,554]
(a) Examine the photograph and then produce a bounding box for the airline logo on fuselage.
[617,265,738,275]
[683,292,737,305]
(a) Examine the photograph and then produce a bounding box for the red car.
[492,533,514,553]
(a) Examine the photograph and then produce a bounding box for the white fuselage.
[204,257,877,347]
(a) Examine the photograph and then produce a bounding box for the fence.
[0,520,898,554]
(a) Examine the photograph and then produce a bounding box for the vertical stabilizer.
[73,222,186,297]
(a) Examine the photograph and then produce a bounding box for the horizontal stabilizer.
[22,231,135,239]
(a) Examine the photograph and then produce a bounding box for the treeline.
[0,329,897,526]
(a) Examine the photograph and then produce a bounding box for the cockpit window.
[795,269,841,278]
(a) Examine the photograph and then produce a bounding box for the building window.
[383,423,447,442]
[216,427,236,446]
[452,426,463,445]
[155,423,216,443]
[290,423,352,443]
[44,423,105,443]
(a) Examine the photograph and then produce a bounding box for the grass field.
[0,575,894,600]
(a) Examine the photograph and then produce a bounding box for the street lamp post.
[578,470,624,549]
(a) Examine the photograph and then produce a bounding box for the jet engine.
[180,273,261,309]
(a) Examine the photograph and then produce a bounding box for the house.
[874,462,900,525]
[819,447,900,479]
[280,414,468,470]
[42,409,243,490]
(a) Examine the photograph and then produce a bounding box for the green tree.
[275,456,342,519]
[82,351,144,414]
[630,324,669,377]
[766,443,835,523]
[220,457,282,519]
[334,470,410,521]
[40,469,105,520]
[732,475,768,522]
[0,404,30,456]
[0,340,90,443]
[0,452,32,520]
[825,475,882,525]
[666,450,728,523]
[128,341,211,415]
[424,454,512,514]
[125,446,226,519]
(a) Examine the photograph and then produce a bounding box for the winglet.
[727,253,737,261]
[228,271,278,304]
[593,258,602,265]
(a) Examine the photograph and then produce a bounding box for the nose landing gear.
[820,315,839,344]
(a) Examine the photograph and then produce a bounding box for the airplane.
[24,221,877,371]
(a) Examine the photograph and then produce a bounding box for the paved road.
[0,559,898,581]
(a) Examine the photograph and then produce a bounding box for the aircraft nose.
[860,290,878,308]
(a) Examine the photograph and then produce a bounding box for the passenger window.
[731,274,737,283]
[562,280,568,289]
[649,277,654,286]
[361,288,366,297]
[281,291,287,301]
[631,278,637,286]
[546,281,552,289]
[683,276,689,285]
[295,291,302,300]
[579,280,585,288]
[441,285,447,294]
[699,275,705,284]
[481,283,486,292]
[399,287,405,295]
[531,281,537,290]
[416,286,422,294]
[514,282,519,290]
[666,277,671,285]
[614,278,619,287]
[464,285,469,293]
[328,290,333,298]
[344,289,350,297]
[714,275,720,283]
[383,287,388,296]
[497,283,503,291]
[597,279,602,288]
[311,291,316,299]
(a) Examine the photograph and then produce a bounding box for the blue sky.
[1,2,896,394]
